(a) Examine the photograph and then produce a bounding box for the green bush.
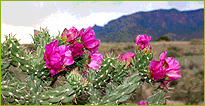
[156,36,170,41]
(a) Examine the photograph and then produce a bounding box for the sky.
[1,1,204,43]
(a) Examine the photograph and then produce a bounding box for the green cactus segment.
[131,51,154,83]
[86,88,101,105]
[99,74,142,105]
[29,29,53,80]
[66,70,88,95]
[31,28,52,48]
[1,34,32,74]
[1,33,50,80]
[1,74,45,105]
[93,57,115,88]
[111,62,128,82]
[39,83,76,105]
[147,90,167,105]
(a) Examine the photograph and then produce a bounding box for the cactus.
[147,90,167,105]
[1,27,180,105]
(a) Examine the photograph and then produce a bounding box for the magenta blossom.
[61,26,80,44]
[149,51,181,90]
[68,41,83,58]
[80,26,101,52]
[138,100,147,105]
[149,60,166,81]
[135,35,152,54]
[87,51,103,70]
[118,52,135,67]
[43,40,74,76]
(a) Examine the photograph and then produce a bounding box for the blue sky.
[1,1,204,43]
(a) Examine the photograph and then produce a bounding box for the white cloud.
[1,11,124,44]
[35,10,124,37]
[1,23,34,44]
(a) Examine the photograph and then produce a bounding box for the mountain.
[93,8,204,42]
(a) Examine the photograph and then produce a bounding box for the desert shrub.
[190,38,204,45]
[156,36,170,41]
[167,46,182,52]
[124,45,135,51]
[166,50,180,57]
[188,61,199,70]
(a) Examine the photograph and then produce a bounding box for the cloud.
[1,23,34,44]
[36,10,124,36]
[1,11,124,44]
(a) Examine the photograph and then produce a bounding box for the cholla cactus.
[1,27,181,105]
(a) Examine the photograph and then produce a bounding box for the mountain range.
[93,8,204,42]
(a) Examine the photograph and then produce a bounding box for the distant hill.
[93,8,204,42]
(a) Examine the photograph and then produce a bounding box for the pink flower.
[138,100,147,105]
[87,51,103,70]
[80,26,100,52]
[135,35,152,54]
[43,40,74,76]
[61,27,80,44]
[118,52,135,67]
[149,60,166,81]
[165,57,181,82]
[149,51,181,90]
[68,41,84,58]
